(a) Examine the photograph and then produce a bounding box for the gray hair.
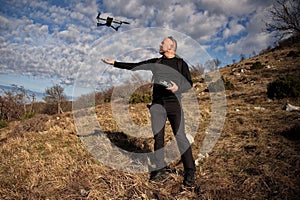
[167,36,177,52]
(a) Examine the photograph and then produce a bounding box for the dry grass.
[0,42,300,199]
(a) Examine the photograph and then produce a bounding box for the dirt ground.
[0,42,299,199]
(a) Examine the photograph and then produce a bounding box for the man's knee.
[150,104,166,133]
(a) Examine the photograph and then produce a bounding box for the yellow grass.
[0,42,299,199]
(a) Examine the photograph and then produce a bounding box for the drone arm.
[112,20,122,25]
[112,20,130,25]
[97,17,107,21]
[97,22,106,27]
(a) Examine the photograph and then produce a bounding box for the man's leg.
[149,103,167,177]
[166,100,196,185]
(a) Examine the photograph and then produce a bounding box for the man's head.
[159,36,177,56]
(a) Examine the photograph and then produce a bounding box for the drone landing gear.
[111,25,120,31]
[97,23,121,31]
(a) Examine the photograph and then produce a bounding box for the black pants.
[149,98,196,173]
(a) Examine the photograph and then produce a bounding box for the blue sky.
[0,0,277,100]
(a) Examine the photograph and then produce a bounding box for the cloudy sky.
[0,0,277,100]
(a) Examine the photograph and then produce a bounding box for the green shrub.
[250,61,264,70]
[129,92,152,104]
[267,75,300,99]
[0,120,8,129]
[286,50,299,57]
[22,112,35,120]
[281,123,300,141]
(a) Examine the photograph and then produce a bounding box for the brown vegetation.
[0,40,300,199]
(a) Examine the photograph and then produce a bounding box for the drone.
[96,12,130,31]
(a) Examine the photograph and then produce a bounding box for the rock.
[195,153,209,166]
[186,133,194,144]
[283,103,300,111]
[254,106,266,111]
[80,188,89,197]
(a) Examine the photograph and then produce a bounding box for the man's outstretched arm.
[101,58,157,70]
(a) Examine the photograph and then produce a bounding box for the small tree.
[29,93,36,114]
[205,58,222,72]
[0,89,23,121]
[190,63,205,79]
[240,53,246,62]
[11,84,29,115]
[43,84,67,114]
[265,0,300,38]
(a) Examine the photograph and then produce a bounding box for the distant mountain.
[0,84,46,102]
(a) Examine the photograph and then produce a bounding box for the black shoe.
[150,168,167,182]
[183,171,195,187]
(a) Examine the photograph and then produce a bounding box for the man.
[102,36,196,186]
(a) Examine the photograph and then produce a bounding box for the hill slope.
[0,42,299,199]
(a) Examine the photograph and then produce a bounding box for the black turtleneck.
[114,56,193,100]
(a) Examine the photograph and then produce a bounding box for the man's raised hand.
[101,58,115,65]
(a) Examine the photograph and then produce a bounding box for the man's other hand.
[166,81,178,93]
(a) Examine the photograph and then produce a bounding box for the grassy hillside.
[0,41,299,199]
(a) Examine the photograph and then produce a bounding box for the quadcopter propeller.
[96,12,100,19]
[112,20,130,25]
[96,12,106,21]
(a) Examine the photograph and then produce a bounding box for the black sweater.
[114,56,193,101]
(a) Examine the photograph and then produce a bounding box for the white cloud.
[0,16,10,30]
[223,19,246,39]
[0,0,279,95]
[187,11,227,42]
[56,25,80,43]
[103,0,149,18]
[226,31,272,56]
[225,6,276,56]
[198,0,262,16]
